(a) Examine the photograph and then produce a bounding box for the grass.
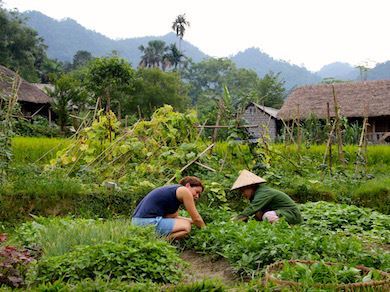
[274,144,390,166]
[11,137,70,165]
[13,217,157,257]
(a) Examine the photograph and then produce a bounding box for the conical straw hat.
[231,170,266,190]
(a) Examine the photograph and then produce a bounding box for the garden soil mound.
[180,250,236,283]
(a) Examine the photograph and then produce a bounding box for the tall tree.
[86,56,135,113]
[48,74,83,133]
[0,4,48,82]
[72,50,93,69]
[172,14,190,51]
[138,40,168,69]
[162,43,186,71]
[255,72,285,108]
[125,68,189,117]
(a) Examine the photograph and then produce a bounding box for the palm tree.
[163,44,186,71]
[138,40,168,69]
[172,14,190,52]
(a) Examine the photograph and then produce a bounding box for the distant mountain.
[367,61,390,80]
[23,11,207,66]
[231,48,322,89]
[317,62,359,80]
[22,11,390,89]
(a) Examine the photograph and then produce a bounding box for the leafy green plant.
[300,201,390,244]
[275,261,382,285]
[170,279,226,291]
[183,207,389,278]
[31,278,160,291]
[13,116,61,138]
[34,237,185,284]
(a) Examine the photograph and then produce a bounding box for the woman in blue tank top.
[132,176,206,240]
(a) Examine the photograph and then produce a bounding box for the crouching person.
[232,170,302,224]
[132,176,206,240]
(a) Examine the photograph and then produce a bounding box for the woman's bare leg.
[167,218,191,240]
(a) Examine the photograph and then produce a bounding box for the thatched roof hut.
[278,80,390,143]
[278,80,390,120]
[0,65,51,104]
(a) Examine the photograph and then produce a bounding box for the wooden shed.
[278,80,390,143]
[242,102,280,141]
[0,65,52,119]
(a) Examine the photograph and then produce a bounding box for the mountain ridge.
[23,11,390,89]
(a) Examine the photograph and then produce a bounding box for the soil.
[180,250,237,284]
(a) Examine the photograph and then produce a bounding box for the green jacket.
[240,184,302,224]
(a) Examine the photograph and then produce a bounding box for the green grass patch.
[352,177,390,214]
[13,217,155,257]
[11,137,70,165]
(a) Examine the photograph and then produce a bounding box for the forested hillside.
[20,10,390,89]
[24,11,207,65]
[231,48,322,89]
[23,11,320,89]
[317,62,359,80]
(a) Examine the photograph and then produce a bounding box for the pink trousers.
[262,211,279,223]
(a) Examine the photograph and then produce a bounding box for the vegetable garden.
[0,106,389,291]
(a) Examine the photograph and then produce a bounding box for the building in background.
[242,102,280,141]
[277,80,390,143]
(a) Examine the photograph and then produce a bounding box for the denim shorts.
[132,217,175,236]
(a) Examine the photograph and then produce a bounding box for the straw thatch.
[278,80,390,120]
[0,65,51,104]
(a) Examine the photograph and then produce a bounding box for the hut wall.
[367,116,390,143]
[243,105,277,140]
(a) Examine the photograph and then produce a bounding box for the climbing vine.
[49,105,202,184]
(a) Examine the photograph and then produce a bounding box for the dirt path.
[180,250,237,284]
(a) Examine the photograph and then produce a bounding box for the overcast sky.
[3,0,390,72]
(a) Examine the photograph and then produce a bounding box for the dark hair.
[179,176,204,191]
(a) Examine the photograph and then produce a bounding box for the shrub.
[0,234,34,288]
[13,116,61,138]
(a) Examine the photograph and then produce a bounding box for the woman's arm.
[165,212,193,223]
[177,187,205,228]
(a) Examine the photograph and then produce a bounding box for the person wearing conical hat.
[232,170,302,224]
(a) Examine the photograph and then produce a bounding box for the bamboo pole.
[194,125,259,129]
[332,85,345,164]
[324,102,333,175]
[323,121,336,176]
[166,143,215,185]
[212,99,223,143]
[195,119,208,144]
[280,118,295,145]
[194,161,216,172]
[296,104,301,154]
[355,117,368,175]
